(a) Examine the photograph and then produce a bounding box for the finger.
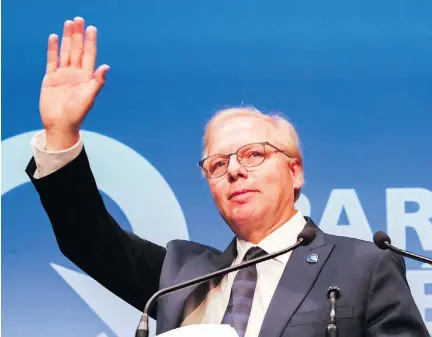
[59,20,74,67]
[93,64,110,83]
[90,64,110,94]
[81,26,97,73]
[70,16,85,67]
[46,34,59,73]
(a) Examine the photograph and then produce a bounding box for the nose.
[227,155,248,182]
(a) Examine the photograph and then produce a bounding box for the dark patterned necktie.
[221,246,267,337]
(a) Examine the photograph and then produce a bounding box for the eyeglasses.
[199,141,293,179]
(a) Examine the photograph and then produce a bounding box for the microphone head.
[373,231,391,250]
[297,227,317,246]
[327,286,342,300]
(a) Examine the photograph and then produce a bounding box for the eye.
[245,150,264,158]
[209,159,228,172]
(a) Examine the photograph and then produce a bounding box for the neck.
[237,208,299,244]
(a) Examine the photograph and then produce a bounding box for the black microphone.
[135,226,317,337]
[326,286,342,337]
[373,231,432,265]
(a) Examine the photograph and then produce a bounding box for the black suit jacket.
[25,148,429,336]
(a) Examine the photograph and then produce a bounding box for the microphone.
[326,286,341,337]
[373,231,432,265]
[135,226,317,337]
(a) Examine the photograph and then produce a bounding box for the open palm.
[40,17,109,133]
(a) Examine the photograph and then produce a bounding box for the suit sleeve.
[25,147,166,318]
[365,249,429,336]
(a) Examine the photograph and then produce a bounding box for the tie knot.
[243,246,267,261]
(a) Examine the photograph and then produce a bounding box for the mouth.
[228,189,259,200]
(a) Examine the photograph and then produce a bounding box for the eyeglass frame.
[198,141,293,178]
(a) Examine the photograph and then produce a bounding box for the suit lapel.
[159,238,237,333]
[258,219,335,337]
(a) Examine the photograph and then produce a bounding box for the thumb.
[90,64,110,95]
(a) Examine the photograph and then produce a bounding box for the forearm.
[26,146,166,313]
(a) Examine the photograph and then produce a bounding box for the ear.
[290,160,304,191]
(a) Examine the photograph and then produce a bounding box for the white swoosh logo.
[2,130,189,337]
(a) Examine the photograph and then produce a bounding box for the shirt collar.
[235,210,306,265]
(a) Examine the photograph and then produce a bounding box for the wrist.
[45,126,80,151]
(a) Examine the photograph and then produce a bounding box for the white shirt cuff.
[31,130,84,179]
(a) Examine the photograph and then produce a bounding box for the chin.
[228,204,263,226]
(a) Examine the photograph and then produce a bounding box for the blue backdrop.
[2,1,432,336]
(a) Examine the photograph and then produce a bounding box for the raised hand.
[40,17,110,150]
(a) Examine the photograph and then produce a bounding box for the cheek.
[258,166,293,197]
[261,162,290,182]
[209,180,227,204]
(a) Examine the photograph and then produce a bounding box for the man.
[25,16,429,337]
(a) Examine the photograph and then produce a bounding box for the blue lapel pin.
[307,253,319,263]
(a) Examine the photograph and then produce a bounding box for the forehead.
[207,115,276,154]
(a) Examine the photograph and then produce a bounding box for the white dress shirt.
[181,212,306,337]
[31,130,84,179]
[30,130,307,337]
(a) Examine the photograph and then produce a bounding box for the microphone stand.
[326,286,341,337]
[135,234,314,337]
[383,241,432,265]
[373,231,432,266]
